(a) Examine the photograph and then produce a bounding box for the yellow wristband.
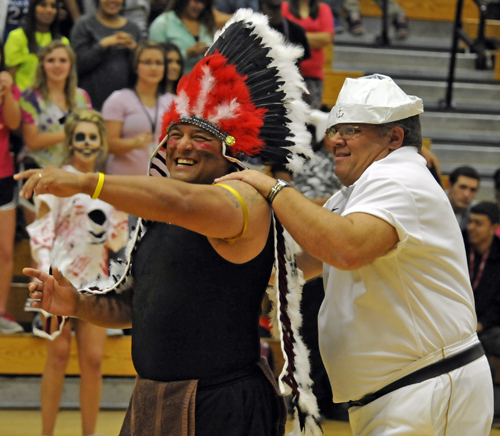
[91,172,105,199]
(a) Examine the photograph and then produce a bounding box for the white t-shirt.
[27,166,129,288]
[320,146,477,403]
[102,88,174,176]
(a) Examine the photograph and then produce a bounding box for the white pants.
[348,356,493,435]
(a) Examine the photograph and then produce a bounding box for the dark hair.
[288,0,320,20]
[23,0,62,54]
[0,42,5,72]
[163,41,183,94]
[494,168,500,190]
[449,166,480,186]
[166,0,215,33]
[470,202,500,224]
[378,115,423,150]
[130,41,169,94]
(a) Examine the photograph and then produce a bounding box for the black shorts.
[0,176,17,209]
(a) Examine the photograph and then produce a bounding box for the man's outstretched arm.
[16,167,271,263]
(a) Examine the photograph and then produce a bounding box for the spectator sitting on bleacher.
[463,202,500,381]
[19,41,92,224]
[79,0,151,40]
[282,0,334,109]
[447,165,480,231]
[70,0,142,110]
[102,41,175,178]
[149,0,215,74]
[0,44,23,334]
[4,0,69,91]
[260,0,311,64]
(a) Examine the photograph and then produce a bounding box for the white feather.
[175,91,191,118]
[193,65,216,116]
[208,99,240,124]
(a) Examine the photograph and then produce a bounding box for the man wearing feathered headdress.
[17,9,323,436]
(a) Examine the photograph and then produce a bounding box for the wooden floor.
[1,410,500,436]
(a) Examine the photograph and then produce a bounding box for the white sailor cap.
[327,74,424,127]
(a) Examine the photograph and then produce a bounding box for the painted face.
[166,50,182,84]
[467,213,495,249]
[71,121,102,161]
[137,48,165,86]
[449,175,479,212]
[165,123,231,184]
[184,0,206,20]
[99,0,123,17]
[330,123,393,187]
[35,0,57,27]
[43,47,71,83]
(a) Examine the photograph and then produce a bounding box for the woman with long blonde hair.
[19,40,92,221]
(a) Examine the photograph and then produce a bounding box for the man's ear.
[387,126,404,151]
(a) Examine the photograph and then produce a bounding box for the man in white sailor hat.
[217,74,494,436]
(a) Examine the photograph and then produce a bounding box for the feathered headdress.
[160,8,313,172]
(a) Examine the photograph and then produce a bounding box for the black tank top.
[131,221,274,382]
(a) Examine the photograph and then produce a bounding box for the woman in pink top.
[102,41,176,176]
[0,44,23,334]
[282,0,334,109]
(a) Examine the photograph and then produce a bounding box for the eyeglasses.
[74,132,99,143]
[326,125,362,141]
[138,60,165,67]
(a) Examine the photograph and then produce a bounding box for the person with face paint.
[16,11,325,436]
[26,109,128,436]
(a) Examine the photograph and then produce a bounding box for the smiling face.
[183,0,206,20]
[70,121,102,170]
[43,46,71,83]
[166,123,231,184]
[98,0,123,17]
[330,123,397,186]
[467,213,495,252]
[137,48,165,87]
[35,0,57,28]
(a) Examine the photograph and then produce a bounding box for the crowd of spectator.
[1,0,500,431]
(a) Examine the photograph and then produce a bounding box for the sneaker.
[106,328,124,337]
[32,313,45,338]
[0,312,24,334]
[346,12,366,36]
[393,15,409,39]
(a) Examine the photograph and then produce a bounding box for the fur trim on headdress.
[269,216,322,435]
